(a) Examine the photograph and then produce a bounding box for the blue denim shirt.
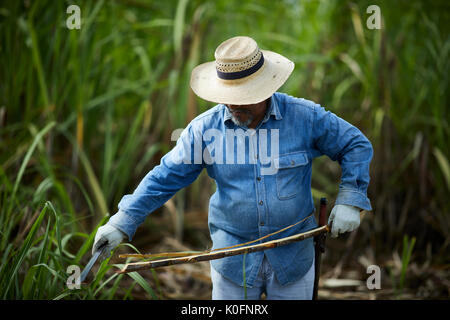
[108,92,373,287]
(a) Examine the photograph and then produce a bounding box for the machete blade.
[80,243,107,283]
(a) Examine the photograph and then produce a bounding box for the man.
[92,36,373,300]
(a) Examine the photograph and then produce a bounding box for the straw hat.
[190,36,295,105]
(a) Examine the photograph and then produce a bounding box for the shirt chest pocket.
[273,151,309,200]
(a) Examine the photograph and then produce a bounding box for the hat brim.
[190,50,294,105]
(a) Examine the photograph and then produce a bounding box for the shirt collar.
[223,94,283,125]
[264,95,283,122]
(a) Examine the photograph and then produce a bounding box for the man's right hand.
[92,224,126,259]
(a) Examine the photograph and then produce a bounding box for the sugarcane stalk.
[119,212,316,260]
[116,224,330,274]
[119,251,202,259]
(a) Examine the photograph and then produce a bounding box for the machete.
[80,242,108,283]
[313,197,328,300]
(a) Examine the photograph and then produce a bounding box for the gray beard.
[230,114,253,127]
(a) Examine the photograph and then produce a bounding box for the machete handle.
[318,197,328,227]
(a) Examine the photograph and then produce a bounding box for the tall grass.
[0,0,448,299]
[342,1,449,255]
[389,235,416,298]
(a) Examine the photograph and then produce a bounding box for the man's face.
[225,99,268,128]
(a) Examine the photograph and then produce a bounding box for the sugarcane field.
[0,0,448,310]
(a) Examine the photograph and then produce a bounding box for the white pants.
[211,255,315,300]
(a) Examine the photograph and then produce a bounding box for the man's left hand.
[328,204,360,238]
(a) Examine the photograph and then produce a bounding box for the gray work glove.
[92,224,126,259]
[328,204,361,238]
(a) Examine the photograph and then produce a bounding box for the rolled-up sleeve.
[108,123,205,240]
[312,105,373,211]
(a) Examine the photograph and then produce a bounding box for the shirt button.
[259,200,263,205]
[257,177,261,181]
